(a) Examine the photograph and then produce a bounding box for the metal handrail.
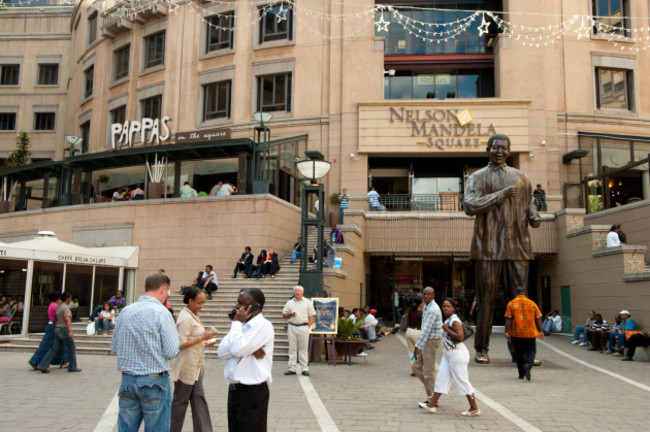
[376,194,465,212]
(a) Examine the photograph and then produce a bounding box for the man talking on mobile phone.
[217,288,274,432]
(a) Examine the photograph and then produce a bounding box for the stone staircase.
[0,253,301,360]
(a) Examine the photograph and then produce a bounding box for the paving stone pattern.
[1,332,649,431]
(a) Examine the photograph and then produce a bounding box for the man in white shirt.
[201,265,218,300]
[282,286,316,376]
[217,288,274,432]
[542,310,562,335]
[364,308,379,342]
[217,181,234,196]
[606,224,624,247]
[367,186,381,211]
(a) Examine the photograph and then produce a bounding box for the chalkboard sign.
[310,297,339,334]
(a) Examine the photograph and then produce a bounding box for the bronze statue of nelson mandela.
[464,134,541,364]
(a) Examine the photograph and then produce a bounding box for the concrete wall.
[541,210,650,331]
[585,199,650,255]
[0,194,301,296]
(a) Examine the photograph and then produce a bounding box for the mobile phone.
[206,326,217,345]
[248,302,261,314]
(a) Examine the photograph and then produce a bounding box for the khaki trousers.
[412,338,441,398]
[287,324,310,372]
[405,328,421,362]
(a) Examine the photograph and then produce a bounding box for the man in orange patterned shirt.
[505,287,544,381]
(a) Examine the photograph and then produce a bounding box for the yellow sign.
[456,109,473,126]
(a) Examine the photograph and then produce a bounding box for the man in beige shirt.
[282,286,315,376]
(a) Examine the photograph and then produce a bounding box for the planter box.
[334,339,366,357]
[148,182,163,199]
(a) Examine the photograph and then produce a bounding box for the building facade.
[1,0,649,331]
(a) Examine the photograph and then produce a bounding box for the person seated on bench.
[586,314,609,351]
[232,246,254,278]
[542,310,562,335]
[622,330,650,361]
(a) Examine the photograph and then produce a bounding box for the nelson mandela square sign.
[389,107,497,150]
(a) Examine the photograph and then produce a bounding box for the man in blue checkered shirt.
[112,272,179,431]
[413,286,442,405]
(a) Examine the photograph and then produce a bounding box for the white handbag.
[86,322,95,336]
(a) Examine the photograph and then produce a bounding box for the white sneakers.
[356,352,368,357]
[579,342,588,346]
[418,402,437,413]
[461,409,481,417]
[571,340,580,344]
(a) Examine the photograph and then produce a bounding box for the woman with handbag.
[419,298,479,416]
[170,286,217,432]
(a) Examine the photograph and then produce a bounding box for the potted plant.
[146,154,166,199]
[334,317,367,356]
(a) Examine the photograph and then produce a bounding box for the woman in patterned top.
[419,298,480,416]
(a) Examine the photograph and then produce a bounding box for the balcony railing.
[377,193,464,212]
[384,34,494,56]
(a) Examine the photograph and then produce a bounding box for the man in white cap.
[605,310,636,356]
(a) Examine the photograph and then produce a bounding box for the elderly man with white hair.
[282,286,315,376]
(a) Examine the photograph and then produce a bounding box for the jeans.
[38,327,78,371]
[573,326,589,342]
[95,318,114,333]
[339,207,345,224]
[608,331,626,352]
[291,250,301,263]
[118,374,172,432]
[89,305,103,321]
[511,337,536,378]
[542,320,560,333]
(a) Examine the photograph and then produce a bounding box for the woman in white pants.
[419,298,480,416]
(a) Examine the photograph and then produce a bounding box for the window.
[38,64,59,85]
[203,80,231,120]
[207,13,234,52]
[111,105,126,125]
[0,113,16,131]
[114,45,130,81]
[79,121,90,154]
[257,73,291,112]
[34,112,56,131]
[593,0,630,37]
[145,31,165,69]
[84,65,94,99]
[141,95,162,119]
[259,2,293,43]
[88,12,98,45]
[0,64,20,85]
[596,68,631,110]
[384,68,494,99]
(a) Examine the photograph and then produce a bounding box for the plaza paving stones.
[1,332,648,431]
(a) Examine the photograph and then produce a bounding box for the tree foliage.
[6,131,31,168]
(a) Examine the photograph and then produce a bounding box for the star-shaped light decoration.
[276,4,288,23]
[478,13,490,36]
[627,254,644,272]
[375,14,390,32]
[595,233,607,249]
[575,15,590,40]
[568,216,583,231]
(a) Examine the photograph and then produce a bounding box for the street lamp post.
[252,111,272,194]
[60,135,83,206]
[296,151,331,298]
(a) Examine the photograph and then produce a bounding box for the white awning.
[0,232,138,268]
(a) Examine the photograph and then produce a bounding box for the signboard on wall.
[357,101,530,153]
[310,297,339,334]
[111,117,171,149]
[175,127,231,144]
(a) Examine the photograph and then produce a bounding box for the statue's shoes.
[474,353,490,364]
